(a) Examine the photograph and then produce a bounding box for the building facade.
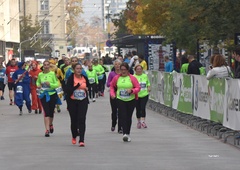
[19,0,68,58]
[103,0,127,33]
[0,0,20,62]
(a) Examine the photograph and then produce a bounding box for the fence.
[147,71,240,144]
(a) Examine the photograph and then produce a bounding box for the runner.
[6,59,18,105]
[106,59,122,133]
[92,59,105,97]
[36,60,61,137]
[110,62,140,142]
[134,65,151,128]
[65,63,90,147]
[0,63,6,100]
[29,60,42,114]
[12,62,31,115]
[86,63,98,102]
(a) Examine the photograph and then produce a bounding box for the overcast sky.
[81,0,102,22]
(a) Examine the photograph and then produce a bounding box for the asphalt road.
[0,89,240,170]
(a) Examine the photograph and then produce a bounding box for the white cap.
[133,56,138,60]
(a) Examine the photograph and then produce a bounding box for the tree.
[14,15,42,55]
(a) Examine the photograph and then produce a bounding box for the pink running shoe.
[137,122,141,129]
[141,122,147,128]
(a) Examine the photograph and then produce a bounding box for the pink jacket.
[110,74,140,100]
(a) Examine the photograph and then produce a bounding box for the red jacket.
[29,68,41,89]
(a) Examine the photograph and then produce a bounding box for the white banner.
[193,75,210,120]
[158,72,164,104]
[223,79,240,130]
[172,72,181,109]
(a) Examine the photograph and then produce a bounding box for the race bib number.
[98,74,104,80]
[0,72,4,79]
[41,82,50,91]
[56,87,63,95]
[119,89,130,99]
[17,74,23,82]
[73,89,86,100]
[88,78,95,84]
[10,72,14,78]
[140,82,147,90]
[16,86,23,93]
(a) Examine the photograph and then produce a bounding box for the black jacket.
[187,60,202,75]
[65,73,90,103]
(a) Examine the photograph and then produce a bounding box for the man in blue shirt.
[164,56,173,72]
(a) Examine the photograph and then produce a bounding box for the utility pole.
[19,39,31,61]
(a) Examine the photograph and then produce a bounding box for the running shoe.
[35,110,38,114]
[92,98,96,102]
[123,134,131,142]
[79,142,85,147]
[19,111,23,116]
[57,105,61,113]
[0,96,4,100]
[101,92,104,97]
[39,110,42,114]
[28,110,32,113]
[141,122,147,128]
[72,138,76,145]
[118,129,123,134]
[137,122,141,129]
[111,127,115,132]
[45,130,50,137]
[10,101,13,105]
[49,125,54,133]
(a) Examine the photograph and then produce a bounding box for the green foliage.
[113,0,240,53]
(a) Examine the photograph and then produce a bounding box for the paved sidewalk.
[0,90,240,170]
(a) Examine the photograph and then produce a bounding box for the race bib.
[10,72,14,78]
[140,82,147,90]
[56,87,63,95]
[17,74,23,82]
[41,82,50,91]
[0,72,4,79]
[98,74,104,80]
[73,89,86,100]
[88,78,95,84]
[119,89,130,99]
[16,86,23,93]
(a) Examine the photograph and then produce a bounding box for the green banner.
[149,71,159,102]
[163,72,173,107]
[177,74,193,114]
[208,78,225,123]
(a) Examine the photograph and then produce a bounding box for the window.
[41,20,50,34]
[40,0,49,11]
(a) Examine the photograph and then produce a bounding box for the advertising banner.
[172,72,181,109]
[208,78,225,123]
[163,72,173,107]
[223,79,240,130]
[158,72,164,104]
[193,75,210,119]
[177,74,193,114]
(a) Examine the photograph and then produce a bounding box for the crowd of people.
[0,50,151,146]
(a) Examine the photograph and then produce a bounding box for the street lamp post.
[19,39,31,61]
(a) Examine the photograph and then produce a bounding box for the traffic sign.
[106,40,113,47]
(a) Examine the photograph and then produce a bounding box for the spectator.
[232,46,240,78]
[187,55,202,75]
[180,56,189,73]
[164,56,173,72]
[206,54,232,80]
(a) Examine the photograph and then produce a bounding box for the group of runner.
[1,52,150,145]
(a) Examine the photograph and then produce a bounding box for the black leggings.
[97,79,104,93]
[117,99,136,135]
[110,97,122,131]
[41,93,57,118]
[88,83,96,99]
[68,98,88,142]
[136,95,149,119]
